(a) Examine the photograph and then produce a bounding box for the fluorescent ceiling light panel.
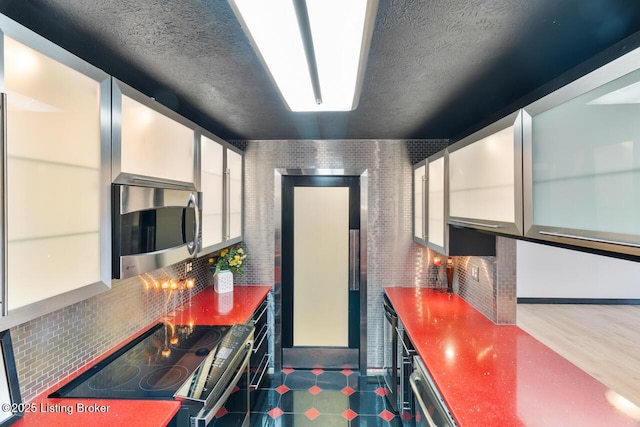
[229,0,376,112]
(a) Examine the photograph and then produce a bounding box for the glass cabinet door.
[427,153,445,252]
[226,148,243,242]
[523,48,640,255]
[447,111,523,236]
[413,163,426,244]
[1,23,111,326]
[200,134,224,251]
[112,79,197,189]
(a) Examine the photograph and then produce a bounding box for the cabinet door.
[413,163,426,244]
[448,111,523,236]
[200,133,224,251]
[1,20,111,327]
[112,79,198,190]
[427,153,446,252]
[523,48,640,255]
[226,148,243,242]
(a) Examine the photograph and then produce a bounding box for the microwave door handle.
[186,192,199,256]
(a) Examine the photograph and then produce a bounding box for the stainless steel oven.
[112,184,201,279]
[410,356,457,427]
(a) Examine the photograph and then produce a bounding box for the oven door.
[383,295,399,412]
[113,184,201,278]
[175,325,254,427]
[410,356,457,427]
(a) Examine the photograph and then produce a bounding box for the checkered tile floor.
[214,368,407,426]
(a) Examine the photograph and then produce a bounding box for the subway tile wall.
[454,236,517,324]
[233,139,448,369]
[9,256,213,402]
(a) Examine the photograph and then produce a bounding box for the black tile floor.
[215,368,408,426]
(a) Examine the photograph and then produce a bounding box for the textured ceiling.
[2,0,640,141]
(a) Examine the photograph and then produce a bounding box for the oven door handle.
[197,340,253,425]
[395,327,415,356]
[384,309,397,323]
[410,371,438,427]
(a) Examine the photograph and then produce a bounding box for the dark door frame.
[274,169,368,372]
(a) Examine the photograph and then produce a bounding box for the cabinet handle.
[449,219,501,229]
[395,327,415,356]
[1,93,7,316]
[538,231,640,249]
[128,176,194,191]
[422,176,427,240]
[224,169,231,240]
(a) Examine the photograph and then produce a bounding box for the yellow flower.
[208,258,214,264]
[220,249,229,257]
[237,248,244,254]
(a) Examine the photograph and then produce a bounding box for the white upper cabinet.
[413,151,496,256]
[199,129,243,254]
[226,147,243,243]
[112,78,199,190]
[523,47,640,256]
[447,111,524,236]
[413,162,426,244]
[200,132,225,251]
[0,15,111,328]
[427,152,446,252]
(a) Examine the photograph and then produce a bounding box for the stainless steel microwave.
[112,185,202,279]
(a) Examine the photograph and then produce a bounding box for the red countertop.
[14,285,271,427]
[384,287,640,427]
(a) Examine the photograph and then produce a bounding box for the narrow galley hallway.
[221,368,408,426]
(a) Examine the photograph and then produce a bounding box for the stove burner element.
[88,364,141,391]
[140,366,190,391]
[195,348,210,357]
[171,329,224,351]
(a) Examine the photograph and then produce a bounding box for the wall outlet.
[471,266,479,282]
[185,262,193,273]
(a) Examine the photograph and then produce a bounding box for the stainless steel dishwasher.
[410,356,457,427]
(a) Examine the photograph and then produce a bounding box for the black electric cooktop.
[50,323,230,400]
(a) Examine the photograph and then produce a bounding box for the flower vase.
[214,270,234,294]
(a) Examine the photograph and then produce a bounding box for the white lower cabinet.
[523,47,640,256]
[1,15,111,328]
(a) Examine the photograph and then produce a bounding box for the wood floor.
[517,304,640,408]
